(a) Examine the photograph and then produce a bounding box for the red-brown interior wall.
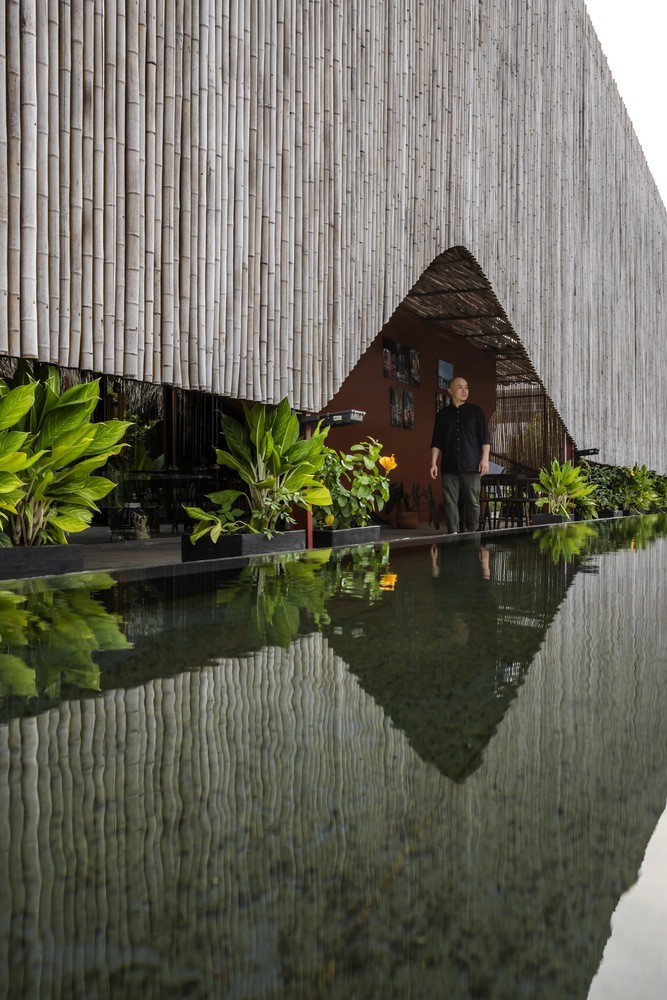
[322,306,497,520]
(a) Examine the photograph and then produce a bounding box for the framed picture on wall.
[409,349,420,386]
[403,390,415,429]
[383,338,397,379]
[396,344,410,383]
[390,386,403,426]
[438,359,454,390]
[436,390,449,412]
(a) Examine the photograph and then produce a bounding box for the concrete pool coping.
[80,521,548,575]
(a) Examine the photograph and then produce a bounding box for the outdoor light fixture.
[300,409,365,428]
[573,448,599,457]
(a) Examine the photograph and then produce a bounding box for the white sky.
[584,0,667,208]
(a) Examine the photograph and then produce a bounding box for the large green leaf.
[246,401,267,453]
[0,430,30,455]
[56,379,101,412]
[49,509,94,532]
[80,419,132,455]
[0,384,37,431]
[36,402,102,449]
[220,412,252,466]
[268,398,299,454]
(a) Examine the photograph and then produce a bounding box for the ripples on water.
[1,516,666,998]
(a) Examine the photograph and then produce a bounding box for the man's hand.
[479,458,489,476]
[429,461,439,480]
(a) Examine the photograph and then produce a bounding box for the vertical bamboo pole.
[114,0,127,371]
[80,0,95,368]
[69,0,84,363]
[57,0,72,364]
[6,0,23,356]
[103,0,118,372]
[0,6,7,341]
[124,0,141,377]
[143,0,159,383]
[34,0,51,356]
[161,0,175,383]
[92,0,106,371]
[47,0,61,360]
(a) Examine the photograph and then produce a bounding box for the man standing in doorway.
[429,376,491,533]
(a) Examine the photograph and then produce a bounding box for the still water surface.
[1,517,666,998]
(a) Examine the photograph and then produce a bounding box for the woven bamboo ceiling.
[403,247,541,386]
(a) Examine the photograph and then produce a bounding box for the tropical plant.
[578,461,623,514]
[532,459,597,519]
[185,397,332,542]
[312,438,397,530]
[616,464,659,513]
[0,364,131,546]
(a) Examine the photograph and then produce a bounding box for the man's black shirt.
[430,402,491,474]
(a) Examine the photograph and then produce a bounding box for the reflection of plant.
[532,460,597,518]
[0,573,131,701]
[313,439,396,529]
[533,522,598,563]
[333,543,392,601]
[215,544,394,648]
[0,363,130,546]
[186,398,332,541]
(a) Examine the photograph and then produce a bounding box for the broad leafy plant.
[312,438,397,529]
[185,397,332,541]
[532,459,597,519]
[0,364,131,546]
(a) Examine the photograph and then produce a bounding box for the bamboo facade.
[1,541,667,996]
[0,1,665,469]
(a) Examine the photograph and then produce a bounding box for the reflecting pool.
[1,516,667,998]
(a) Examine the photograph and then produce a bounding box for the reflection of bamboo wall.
[2,539,667,996]
[0,3,665,469]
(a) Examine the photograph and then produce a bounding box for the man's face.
[448,378,469,406]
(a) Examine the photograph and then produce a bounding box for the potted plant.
[311,439,397,547]
[182,397,332,559]
[394,482,440,530]
[531,459,597,525]
[0,364,131,579]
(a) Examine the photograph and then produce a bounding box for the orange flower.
[325,514,334,526]
[379,572,398,590]
[379,454,397,472]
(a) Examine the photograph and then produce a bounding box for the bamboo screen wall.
[2,545,667,996]
[0,1,665,469]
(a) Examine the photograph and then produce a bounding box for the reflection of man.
[429,377,491,533]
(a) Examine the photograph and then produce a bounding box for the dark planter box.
[599,509,624,518]
[531,513,570,526]
[181,530,305,561]
[312,524,381,548]
[0,543,85,581]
